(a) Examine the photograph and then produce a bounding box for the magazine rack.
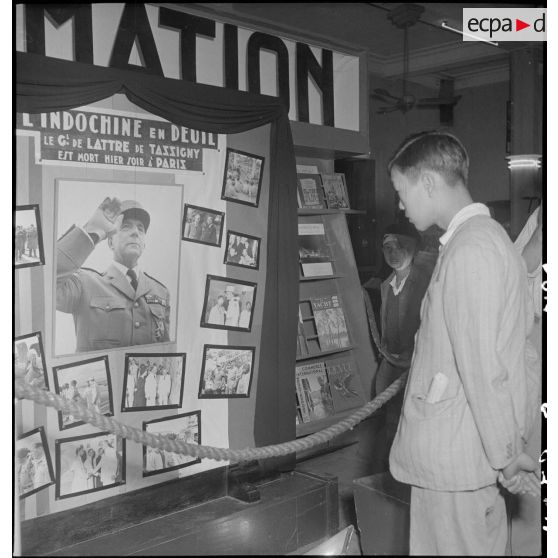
[295,165,378,437]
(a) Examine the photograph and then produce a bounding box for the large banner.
[16,108,218,171]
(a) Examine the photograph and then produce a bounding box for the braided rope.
[15,371,408,463]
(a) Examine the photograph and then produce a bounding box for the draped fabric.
[16,51,298,457]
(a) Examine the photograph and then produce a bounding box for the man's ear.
[420,171,437,197]
[107,235,113,249]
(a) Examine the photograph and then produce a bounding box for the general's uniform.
[389,204,538,556]
[57,225,170,353]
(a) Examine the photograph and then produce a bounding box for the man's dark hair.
[388,131,469,187]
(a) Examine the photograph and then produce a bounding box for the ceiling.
[185,2,543,92]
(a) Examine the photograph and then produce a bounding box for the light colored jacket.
[390,214,537,491]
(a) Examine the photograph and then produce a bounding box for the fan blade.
[416,96,461,107]
[377,105,401,114]
[374,88,400,101]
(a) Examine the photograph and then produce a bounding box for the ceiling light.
[506,154,542,169]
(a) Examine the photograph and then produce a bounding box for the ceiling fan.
[371,4,461,118]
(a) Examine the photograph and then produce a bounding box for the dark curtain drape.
[16,51,298,467]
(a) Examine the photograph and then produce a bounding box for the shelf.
[298,208,366,216]
[299,274,343,282]
[296,346,353,362]
[296,406,363,437]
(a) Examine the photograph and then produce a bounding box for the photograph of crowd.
[121,353,186,412]
[143,411,201,477]
[15,204,45,269]
[56,432,125,499]
[221,148,264,207]
[16,427,55,499]
[53,356,114,431]
[198,345,255,398]
[182,204,225,247]
[14,331,49,390]
[224,231,260,270]
[201,276,257,331]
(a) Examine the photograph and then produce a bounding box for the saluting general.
[57,197,170,353]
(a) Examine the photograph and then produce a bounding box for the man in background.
[372,221,432,469]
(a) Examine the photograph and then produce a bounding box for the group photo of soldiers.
[16,427,55,498]
[143,412,201,476]
[53,356,114,430]
[15,205,44,268]
[221,148,264,207]
[202,276,257,331]
[198,346,254,398]
[122,354,186,411]
[182,204,224,247]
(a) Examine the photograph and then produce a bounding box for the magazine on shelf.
[297,173,326,209]
[311,295,350,351]
[295,361,335,422]
[298,222,334,277]
[296,164,319,174]
[326,360,365,413]
[321,173,350,209]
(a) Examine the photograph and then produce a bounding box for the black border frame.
[14,331,50,390]
[200,274,257,332]
[221,148,265,208]
[55,431,126,500]
[142,410,201,477]
[16,426,56,499]
[223,230,261,271]
[15,204,46,269]
[181,203,225,247]
[120,352,187,412]
[198,343,256,399]
[52,355,114,431]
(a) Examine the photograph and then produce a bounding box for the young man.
[387,131,540,555]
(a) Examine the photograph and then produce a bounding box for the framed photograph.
[182,204,225,247]
[142,411,201,477]
[55,432,125,500]
[121,353,186,412]
[54,179,182,356]
[14,331,49,390]
[223,231,261,270]
[221,148,264,207]
[198,344,255,398]
[200,275,257,331]
[15,204,45,269]
[16,427,55,499]
[52,356,114,431]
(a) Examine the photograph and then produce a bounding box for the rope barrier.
[15,370,408,463]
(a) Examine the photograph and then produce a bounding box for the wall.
[369,76,510,264]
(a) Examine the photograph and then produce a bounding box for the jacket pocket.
[410,392,459,419]
[90,296,126,312]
